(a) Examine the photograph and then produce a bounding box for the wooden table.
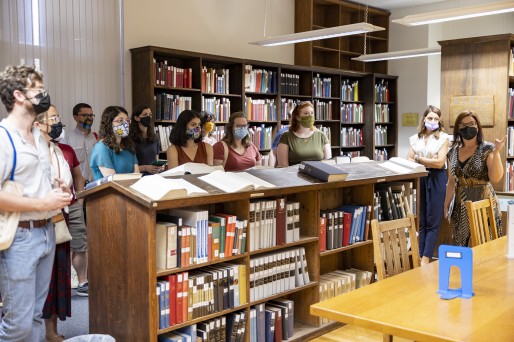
[311,237,514,342]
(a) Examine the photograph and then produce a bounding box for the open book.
[198,170,276,193]
[160,162,224,177]
[377,157,426,174]
[130,175,207,200]
[84,173,142,190]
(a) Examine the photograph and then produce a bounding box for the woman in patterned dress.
[444,111,506,246]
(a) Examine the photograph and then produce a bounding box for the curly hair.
[416,105,445,139]
[453,110,484,146]
[289,101,315,132]
[129,104,157,144]
[99,105,135,153]
[222,112,251,148]
[0,65,43,113]
[169,109,202,147]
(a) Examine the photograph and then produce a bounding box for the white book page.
[199,170,252,193]
[160,163,224,176]
[230,172,276,189]
[377,157,426,174]
[130,175,207,200]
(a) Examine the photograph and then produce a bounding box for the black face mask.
[459,126,478,141]
[139,116,152,128]
[47,122,65,140]
[29,92,52,114]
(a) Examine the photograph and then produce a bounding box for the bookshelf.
[131,46,399,161]
[294,0,390,73]
[81,164,423,341]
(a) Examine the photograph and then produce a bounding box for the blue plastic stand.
[437,245,474,300]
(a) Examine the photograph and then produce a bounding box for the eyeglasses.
[42,116,61,123]
[458,122,477,129]
[76,114,95,119]
[235,125,248,129]
[113,119,130,125]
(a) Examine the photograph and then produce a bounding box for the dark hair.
[453,110,484,146]
[200,111,216,137]
[290,101,314,132]
[73,103,92,116]
[222,112,251,148]
[129,104,157,144]
[99,105,135,153]
[169,109,202,146]
[417,105,445,139]
[0,65,43,113]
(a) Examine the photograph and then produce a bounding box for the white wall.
[123,0,295,110]
[389,0,514,158]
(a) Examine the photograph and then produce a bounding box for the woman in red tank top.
[166,109,213,168]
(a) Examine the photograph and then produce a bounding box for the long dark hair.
[99,105,135,153]
[453,110,484,146]
[222,111,251,148]
[417,105,445,139]
[169,109,203,146]
[129,104,157,143]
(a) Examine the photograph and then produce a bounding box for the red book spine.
[276,198,286,245]
[342,212,352,247]
[319,216,326,252]
[168,274,177,326]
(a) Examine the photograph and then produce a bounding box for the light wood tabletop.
[310,237,514,342]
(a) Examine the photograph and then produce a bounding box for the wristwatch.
[415,155,420,163]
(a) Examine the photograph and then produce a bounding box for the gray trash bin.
[64,335,115,342]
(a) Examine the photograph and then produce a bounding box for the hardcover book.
[84,173,142,190]
[298,161,349,182]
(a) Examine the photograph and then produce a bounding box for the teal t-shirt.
[90,141,138,180]
[278,130,329,165]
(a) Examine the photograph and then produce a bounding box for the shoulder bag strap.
[0,126,17,181]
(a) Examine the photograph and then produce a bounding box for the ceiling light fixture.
[393,0,514,26]
[249,22,385,47]
[352,47,441,62]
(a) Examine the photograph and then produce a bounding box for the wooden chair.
[465,198,498,247]
[371,214,420,281]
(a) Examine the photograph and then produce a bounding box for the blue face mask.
[234,127,248,140]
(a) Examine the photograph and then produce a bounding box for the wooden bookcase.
[131,46,399,160]
[294,0,390,73]
[81,165,423,341]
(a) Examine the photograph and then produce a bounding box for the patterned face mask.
[113,121,129,138]
[186,127,201,140]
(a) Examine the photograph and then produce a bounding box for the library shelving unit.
[131,46,399,160]
[80,164,424,341]
[362,74,398,160]
[294,0,390,73]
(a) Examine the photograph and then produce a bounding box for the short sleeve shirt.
[135,138,160,166]
[278,130,329,165]
[62,127,98,182]
[90,141,138,180]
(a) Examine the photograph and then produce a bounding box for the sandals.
[46,334,65,342]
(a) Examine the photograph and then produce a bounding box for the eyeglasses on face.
[77,114,95,119]
[42,116,61,123]
[458,122,477,129]
[235,124,248,129]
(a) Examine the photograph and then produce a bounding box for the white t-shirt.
[62,127,97,182]
[409,132,449,164]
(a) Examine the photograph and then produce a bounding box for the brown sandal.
[46,334,65,342]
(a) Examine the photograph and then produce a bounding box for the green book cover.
[208,215,226,258]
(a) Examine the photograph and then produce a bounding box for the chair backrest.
[371,214,420,281]
[465,198,498,247]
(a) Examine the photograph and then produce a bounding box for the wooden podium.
[80,164,425,341]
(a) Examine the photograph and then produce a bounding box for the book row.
[249,199,300,252]
[201,67,230,94]
[249,247,310,302]
[250,300,295,342]
[156,211,247,270]
[374,182,417,222]
[374,79,391,103]
[341,103,364,123]
[248,125,273,150]
[244,97,277,122]
[313,99,333,121]
[318,269,372,325]
[201,97,231,122]
[341,79,359,102]
[244,66,278,94]
[319,204,371,251]
[375,125,388,145]
[280,73,300,95]
[341,127,363,147]
[157,263,246,329]
[155,94,193,121]
[153,59,193,89]
[375,104,390,122]
[375,148,389,161]
[313,74,332,98]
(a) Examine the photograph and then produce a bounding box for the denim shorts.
[68,201,88,252]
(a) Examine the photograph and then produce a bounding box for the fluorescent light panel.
[352,47,441,62]
[393,1,514,26]
[250,22,385,47]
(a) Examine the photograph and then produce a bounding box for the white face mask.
[53,128,66,142]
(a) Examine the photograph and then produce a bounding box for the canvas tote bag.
[52,147,72,244]
[0,126,23,250]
